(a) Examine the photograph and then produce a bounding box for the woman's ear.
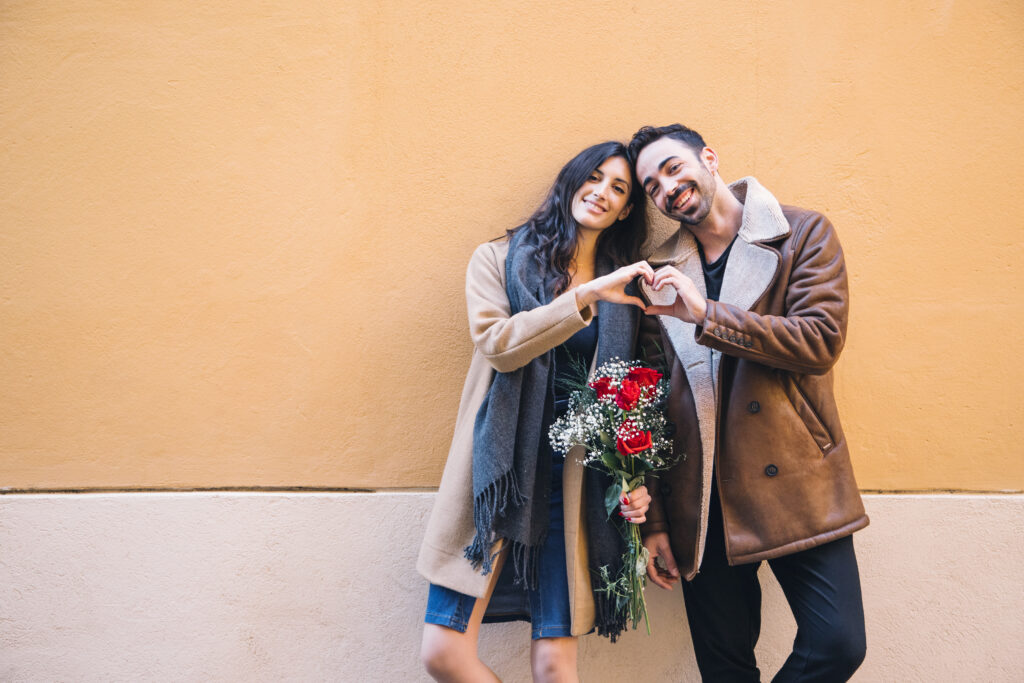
[618,203,633,221]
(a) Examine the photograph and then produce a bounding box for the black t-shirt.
[697,237,737,302]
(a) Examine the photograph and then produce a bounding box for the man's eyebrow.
[642,156,680,189]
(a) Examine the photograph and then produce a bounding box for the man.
[629,124,868,682]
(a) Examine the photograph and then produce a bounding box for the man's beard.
[668,166,716,226]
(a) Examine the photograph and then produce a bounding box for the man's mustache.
[667,182,696,208]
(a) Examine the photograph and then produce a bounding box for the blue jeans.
[424,460,571,640]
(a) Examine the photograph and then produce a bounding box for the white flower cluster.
[548,357,674,471]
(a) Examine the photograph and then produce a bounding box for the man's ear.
[618,203,633,221]
[700,146,719,175]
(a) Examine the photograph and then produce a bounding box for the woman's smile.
[570,155,632,230]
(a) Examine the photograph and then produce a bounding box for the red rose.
[626,366,662,388]
[614,379,642,411]
[589,376,616,399]
[616,421,653,456]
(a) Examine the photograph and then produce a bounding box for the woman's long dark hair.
[509,141,648,296]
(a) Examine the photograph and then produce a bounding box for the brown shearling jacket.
[639,177,868,580]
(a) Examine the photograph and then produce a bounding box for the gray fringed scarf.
[464,228,557,589]
[464,229,640,641]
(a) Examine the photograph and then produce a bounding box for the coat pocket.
[779,372,836,454]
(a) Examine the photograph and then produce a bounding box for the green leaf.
[604,482,621,519]
[627,474,646,491]
[600,450,620,472]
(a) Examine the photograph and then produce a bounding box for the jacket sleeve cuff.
[696,300,755,351]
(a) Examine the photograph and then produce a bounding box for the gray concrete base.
[1,493,1022,681]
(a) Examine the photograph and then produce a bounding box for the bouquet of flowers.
[548,357,676,634]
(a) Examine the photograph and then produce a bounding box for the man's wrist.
[697,298,709,325]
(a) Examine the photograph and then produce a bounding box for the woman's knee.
[531,637,577,682]
[420,625,468,679]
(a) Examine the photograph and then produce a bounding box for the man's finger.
[647,556,674,590]
[657,543,681,579]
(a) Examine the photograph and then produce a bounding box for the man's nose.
[659,176,676,200]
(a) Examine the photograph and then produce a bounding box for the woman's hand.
[646,265,708,324]
[619,485,651,524]
[575,261,655,311]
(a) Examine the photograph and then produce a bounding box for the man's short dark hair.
[627,124,707,165]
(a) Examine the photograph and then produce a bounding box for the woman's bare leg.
[420,549,507,682]
[530,636,578,683]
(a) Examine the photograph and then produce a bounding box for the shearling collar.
[647,176,789,266]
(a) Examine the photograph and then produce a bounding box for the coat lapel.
[718,177,788,310]
[641,175,789,571]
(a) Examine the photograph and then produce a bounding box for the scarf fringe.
[464,469,530,576]
[592,587,627,643]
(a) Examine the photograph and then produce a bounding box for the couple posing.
[418,124,869,682]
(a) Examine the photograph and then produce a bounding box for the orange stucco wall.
[2,1,1022,490]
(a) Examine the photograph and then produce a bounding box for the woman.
[418,141,654,682]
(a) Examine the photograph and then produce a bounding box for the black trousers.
[681,482,866,682]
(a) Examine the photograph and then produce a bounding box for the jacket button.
[765,464,778,477]
[660,483,673,496]
[748,400,760,413]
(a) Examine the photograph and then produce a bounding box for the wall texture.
[1,494,1022,681]
[3,2,1024,680]
[2,0,1022,491]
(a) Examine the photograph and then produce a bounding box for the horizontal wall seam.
[2,487,1021,496]
[0,486,434,495]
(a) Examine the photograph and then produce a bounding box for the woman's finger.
[622,486,650,510]
[621,296,647,310]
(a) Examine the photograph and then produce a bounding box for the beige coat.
[417,238,598,636]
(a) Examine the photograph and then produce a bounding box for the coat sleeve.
[467,242,593,373]
[696,212,848,375]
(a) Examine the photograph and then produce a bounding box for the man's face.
[635,137,717,225]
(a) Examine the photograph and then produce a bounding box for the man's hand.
[646,265,707,325]
[644,531,681,590]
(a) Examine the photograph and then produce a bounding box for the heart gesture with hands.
[575,261,656,311]
[646,265,708,325]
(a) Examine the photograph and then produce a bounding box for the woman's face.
[570,155,633,231]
